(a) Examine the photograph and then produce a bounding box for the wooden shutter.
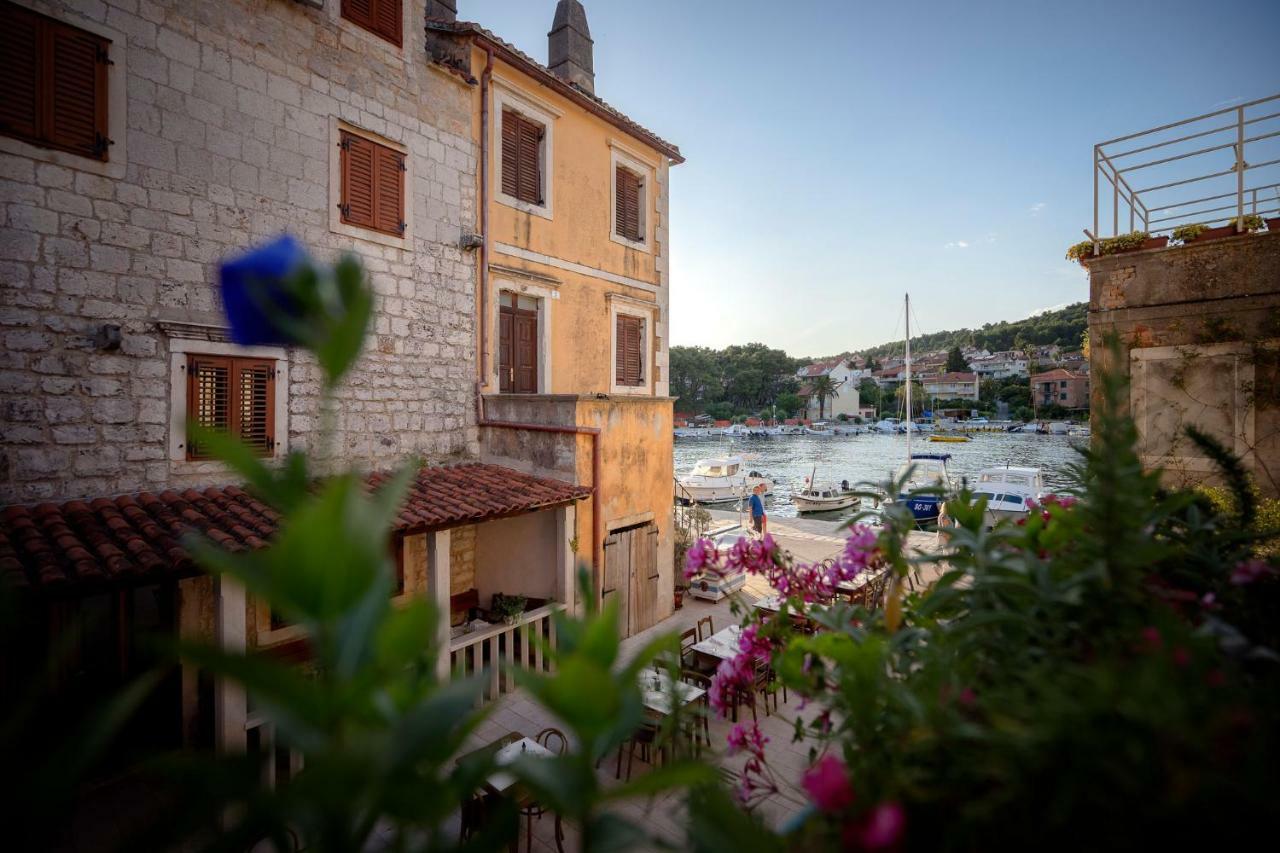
[187,356,231,459]
[501,110,543,206]
[186,355,275,460]
[0,3,39,143]
[0,4,110,161]
[616,167,642,241]
[342,0,401,47]
[616,315,643,387]
[498,306,514,393]
[340,131,404,236]
[235,359,275,457]
[500,110,520,198]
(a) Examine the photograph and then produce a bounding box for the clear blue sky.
[473,0,1280,358]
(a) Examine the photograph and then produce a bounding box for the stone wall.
[0,0,479,504]
[449,522,475,594]
[1087,231,1280,494]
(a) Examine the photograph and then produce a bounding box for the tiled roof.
[1031,368,1086,382]
[0,464,589,595]
[922,372,978,382]
[426,19,683,163]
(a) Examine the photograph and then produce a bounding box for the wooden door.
[514,311,537,393]
[498,304,538,393]
[604,522,659,638]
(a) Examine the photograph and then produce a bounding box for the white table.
[637,672,705,715]
[486,736,554,793]
[691,624,742,661]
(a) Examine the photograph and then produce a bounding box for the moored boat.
[895,453,952,522]
[970,465,1046,525]
[676,456,774,505]
[928,434,970,443]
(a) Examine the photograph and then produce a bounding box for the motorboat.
[894,453,952,523]
[777,424,806,436]
[677,456,774,505]
[793,471,860,513]
[971,465,1046,525]
[872,417,901,433]
[832,424,865,436]
[928,434,970,443]
[1068,425,1091,438]
[804,422,835,436]
[1048,421,1071,435]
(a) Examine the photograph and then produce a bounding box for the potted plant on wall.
[493,594,527,626]
[1174,216,1264,245]
[1065,231,1167,265]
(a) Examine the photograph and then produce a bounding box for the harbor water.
[674,432,1086,520]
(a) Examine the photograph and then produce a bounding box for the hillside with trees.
[669,343,802,418]
[847,302,1087,362]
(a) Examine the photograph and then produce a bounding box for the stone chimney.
[424,0,456,21]
[548,0,594,94]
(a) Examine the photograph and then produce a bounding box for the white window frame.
[493,82,558,221]
[492,276,557,394]
[327,117,413,250]
[0,4,128,180]
[609,143,654,253]
[168,339,290,465]
[608,294,655,396]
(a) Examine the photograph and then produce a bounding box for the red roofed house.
[921,372,981,401]
[1033,368,1091,410]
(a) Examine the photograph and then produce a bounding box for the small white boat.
[1068,425,1091,438]
[804,422,835,436]
[971,465,1046,525]
[777,424,806,436]
[1048,421,1071,435]
[793,471,860,513]
[832,424,865,436]
[872,417,900,433]
[677,456,774,505]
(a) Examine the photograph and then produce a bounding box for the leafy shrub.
[1066,231,1150,263]
[1173,223,1209,243]
[1229,214,1266,232]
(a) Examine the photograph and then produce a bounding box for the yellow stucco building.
[427,1,684,636]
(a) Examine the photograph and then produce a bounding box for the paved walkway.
[415,518,950,852]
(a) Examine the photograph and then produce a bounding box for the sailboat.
[892,293,951,523]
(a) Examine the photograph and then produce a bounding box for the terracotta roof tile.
[0,464,588,595]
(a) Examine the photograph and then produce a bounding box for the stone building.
[1030,368,1088,410]
[0,0,611,816]
[1087,231,1280,495]
[920,371,980,402]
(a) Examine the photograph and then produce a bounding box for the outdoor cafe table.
[637,671,705,716]
[486,735,555,793]
[691,623,742,663]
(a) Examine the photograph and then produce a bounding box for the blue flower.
[219,234,309,346]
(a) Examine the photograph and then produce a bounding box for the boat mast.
[905,293,912,461]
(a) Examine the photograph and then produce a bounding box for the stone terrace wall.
[0,0,479,503]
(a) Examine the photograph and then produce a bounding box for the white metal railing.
[1088,93,1280,250]
[449,603,560,701]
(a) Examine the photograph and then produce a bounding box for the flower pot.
[1142,236,1169,250]
[502,615,517,626]
[674,588,685,610]
[1187,224,1239,243]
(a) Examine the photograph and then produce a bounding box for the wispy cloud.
[1029,202,1046,216]
[984,232,998,244]
[944,240,970,249]
[1024,302,1072,319]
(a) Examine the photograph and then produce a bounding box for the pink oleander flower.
[726,721,769,758]
[957,687,976,707]
[709,653,754,717]
[1138,626,1162,654]
[737,622,773,659]
[1172,646,1191,668]
[801,754,855,813]
[1230,558,1276,586]
[683,537,718,580]
[860,801,906,850]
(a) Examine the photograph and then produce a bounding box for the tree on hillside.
[945,346,968,373]
[809,375,837,421]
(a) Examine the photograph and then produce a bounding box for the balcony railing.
[1087,93,1280,251]
[449,603,561,701]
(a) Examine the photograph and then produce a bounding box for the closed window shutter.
[616,167,642,241]
[340,131,403,237]
[500,110,520,198]
[617,316,643,386]
[0,4,109,161]
[516,117,543,204]
[187,356,231,459]
[0,3,39,142]
[374,144,405,235]
[342,0,401,46]
[186,355,276,460]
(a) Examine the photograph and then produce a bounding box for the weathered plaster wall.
[474,511,558,607]
[1087,231,1280,494]
[1,0,478,504]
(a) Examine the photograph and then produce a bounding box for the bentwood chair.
[679,670,713,754]
[679,626,699,668]
[524,728,568,852]
[696,615,715,642]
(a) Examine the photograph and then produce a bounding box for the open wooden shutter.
[616,315,643,387]
[235,359,275,457]
[373,143,405,235]
[0,3,40,143]
[187,356,231,459]
[342,0,374,30]
[616,168,641,241]
[0,4,109,161]
[340,131,376,229]
[342,0,402,46]
[500,110,520,198]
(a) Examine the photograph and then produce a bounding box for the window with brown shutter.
[500,109,544,206]
[341,0,402,47]
[616,315,644,387]
[615,167,643,242]
[0,3,111,161]
[339,130,406,237]
[186,355,276,460]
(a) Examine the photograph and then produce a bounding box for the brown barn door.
[602,532,630,636]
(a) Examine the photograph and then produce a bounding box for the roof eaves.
[431,19,684,164]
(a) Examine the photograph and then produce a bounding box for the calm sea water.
[674,432,1086,520]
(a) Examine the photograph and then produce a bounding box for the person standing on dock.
[749,482,768,537]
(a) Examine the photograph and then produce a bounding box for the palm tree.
[809,374,837,421]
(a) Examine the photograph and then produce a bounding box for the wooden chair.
[520,729,568,852]
[679,626,699,668]
[535,726,568,756]
[617,721,663,781]
[679,670,713,754]
[696,615,715,641]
